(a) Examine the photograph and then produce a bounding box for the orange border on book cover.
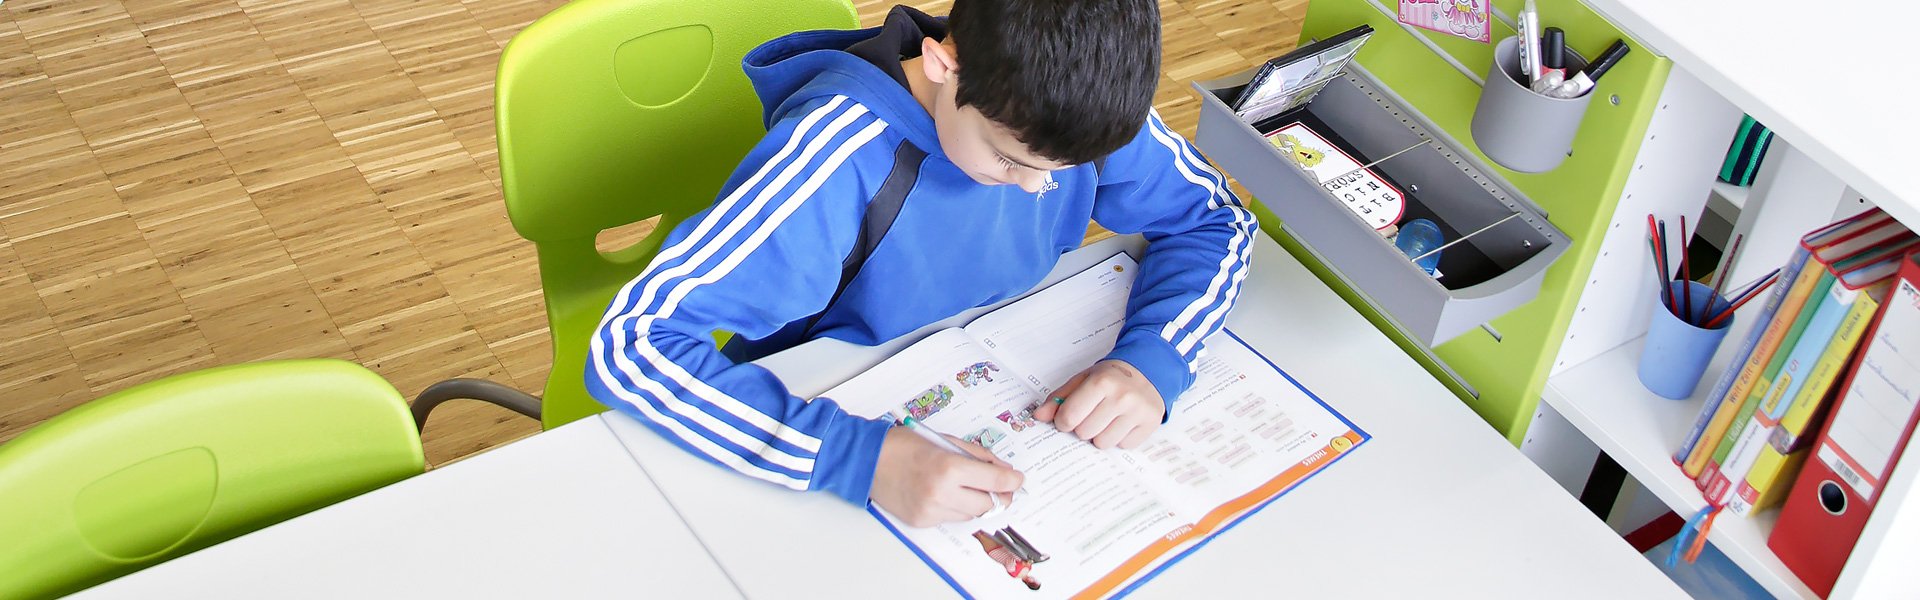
[1071,430,1366,600]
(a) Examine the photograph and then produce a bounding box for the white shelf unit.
[1707,180,1749,224]
[1543,316,1817,600]
[1714,180,1751,211]
[1535,55,1920,599]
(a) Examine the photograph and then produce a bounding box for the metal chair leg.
[411,379,541,432]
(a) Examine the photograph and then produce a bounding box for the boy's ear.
[920,37,958,85]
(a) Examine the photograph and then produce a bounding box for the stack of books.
[1673,207,1912,517]
[1670,208,1920,595]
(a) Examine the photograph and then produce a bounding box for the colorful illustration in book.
[972,527,1049,591]
[964,427,1009,450]
[1268,132,1326,169]
[954,361,1002,388]
[903,384,954,420]
[996,404,1039,432]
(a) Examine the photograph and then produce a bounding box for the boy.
[587,0,1256,528]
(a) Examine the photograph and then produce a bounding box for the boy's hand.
[871,427,1024,528]
[1032,360,1165,449]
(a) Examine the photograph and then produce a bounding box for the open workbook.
[823,252,1369,599]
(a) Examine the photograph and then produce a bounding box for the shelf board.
[1543,323,1819,600]
[1706,180,1750,224]
[1714,180,1751,210]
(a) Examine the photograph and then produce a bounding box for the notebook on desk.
[822,252,1368,599]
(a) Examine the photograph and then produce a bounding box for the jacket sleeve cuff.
[1103,328,1195,421]
[807,406,894,506]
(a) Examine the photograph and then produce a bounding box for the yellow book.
[1730,273,1893,516]
[1730,446,1809,515]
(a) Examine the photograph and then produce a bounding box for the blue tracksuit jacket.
[586,20,1256,506]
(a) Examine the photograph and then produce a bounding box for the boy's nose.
[1016,172,1048,194]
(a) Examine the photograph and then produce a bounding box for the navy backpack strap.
[801,141,927,338]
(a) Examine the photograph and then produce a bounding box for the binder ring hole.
[1819,480,1848,515]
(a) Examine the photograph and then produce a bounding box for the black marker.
[1556,39,1630,98]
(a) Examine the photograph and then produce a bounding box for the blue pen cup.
[1638,281,1734,400]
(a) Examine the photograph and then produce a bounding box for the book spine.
[1773,285,1884,454]
[1730,446,1810,516]
[1690,265,1833,479]
[1675,247,1809,465]
[1761,283,1858,422]
[1710,411,1773,504]
[1683,252,1826,477]
[1719,282,1855,509]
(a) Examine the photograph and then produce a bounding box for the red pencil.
[1712,234,1744,300]
[1659,219,1674,316]
[1680,216,1693,324]
[1647,215,1671,313]
[1704,270,1779,329]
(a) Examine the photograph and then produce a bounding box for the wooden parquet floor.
[0,0,1303,464]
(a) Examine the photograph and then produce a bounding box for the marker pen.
[1555,39,1629,98]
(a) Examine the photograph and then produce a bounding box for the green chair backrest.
[0,359,425,600]
[496,0,860,429]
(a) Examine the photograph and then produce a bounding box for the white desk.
[77,235,1681,598]
[603,234,1686,598]
[72,418,740,599]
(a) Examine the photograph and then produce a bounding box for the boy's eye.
[996,155,1018,170]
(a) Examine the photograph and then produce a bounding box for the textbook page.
[819,252,1367,599]
[824,326,1189,599]
[960,253,1138,398]
[965,253,1362,520]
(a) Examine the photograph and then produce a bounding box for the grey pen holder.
[1471,36,1592,173]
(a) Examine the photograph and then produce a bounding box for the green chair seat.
[0,359,425,599]
[495,0,859,428]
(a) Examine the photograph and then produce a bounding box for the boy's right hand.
[871,427,1025,528]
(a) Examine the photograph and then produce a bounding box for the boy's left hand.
[1032,360,1165,449]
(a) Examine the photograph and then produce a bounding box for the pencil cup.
[1638,281,1734,400]
[1471,37,1593,173]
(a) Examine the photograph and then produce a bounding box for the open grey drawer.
[1192,65,1569,347]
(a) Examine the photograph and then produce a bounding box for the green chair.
[470,0,861,429]
[0,359,426,600]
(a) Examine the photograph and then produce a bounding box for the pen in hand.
[896,415,1020,512]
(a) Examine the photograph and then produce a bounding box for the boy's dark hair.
[947,0,1161,165]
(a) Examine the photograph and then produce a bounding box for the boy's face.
[920,39,1071,193]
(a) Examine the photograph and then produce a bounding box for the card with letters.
[1265,122,1405,231]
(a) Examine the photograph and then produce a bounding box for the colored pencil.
[1648,215,1670,313]
[1704,269,1779,329]
[1712,234,1744,301]
[1659,219,1674,316]
[1647,234,1668,311]
[1681,216,1693,323]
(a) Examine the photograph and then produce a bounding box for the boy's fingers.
[954,456,1026,493]
[948,435,1010,467]
[1031,400,1056,422]
[1036,373,1089,422]
[1092,416,1136,449]
[1073,398,1125,442]
[1119,422,1157,449]
[938,487,998,521]
[1054,385,1106,432]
